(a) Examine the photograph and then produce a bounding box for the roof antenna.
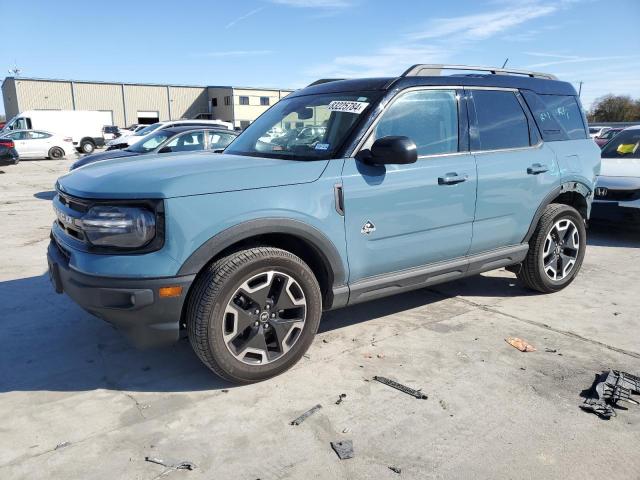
[501,58,509,68]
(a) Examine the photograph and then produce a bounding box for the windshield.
[225,92,380,160]
[601,129,640,158]
[600,129,621,139]
[134,123,162,136]
[126,131,171,153]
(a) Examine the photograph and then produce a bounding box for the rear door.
[28,131,54,157]
[341,88,477,283]
[467,88,560,254]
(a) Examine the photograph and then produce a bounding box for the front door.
[341,88,477,283]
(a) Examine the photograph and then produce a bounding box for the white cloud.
[523,54,639,69]
[269,0,352,7]
[408,4,557,42]
[225,7,265,29]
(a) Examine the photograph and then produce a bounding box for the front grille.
[54,190,88,243]
[57,191,90,213]
[595,189,640,202]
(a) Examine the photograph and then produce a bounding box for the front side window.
[601,129,640,158]
[127,131,171,153]
[225,91,380,160]
[163,131,205,152]
[6,131,28,140]
[471,90,530,150]
[372,89,459,156]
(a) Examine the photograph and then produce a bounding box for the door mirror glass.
[364,136,417,165]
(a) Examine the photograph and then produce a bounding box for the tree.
[588,95,640,122]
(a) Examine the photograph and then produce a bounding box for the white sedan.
[0,130,74,159]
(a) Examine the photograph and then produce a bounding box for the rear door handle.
[438,172,468,185]
[527,163,549,175]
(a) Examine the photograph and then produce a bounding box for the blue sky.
[2,0,639,115]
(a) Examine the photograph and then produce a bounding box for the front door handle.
[527,163,549,175]
[438,172,468,185]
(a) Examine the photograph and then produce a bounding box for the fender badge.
[361,220,376,235]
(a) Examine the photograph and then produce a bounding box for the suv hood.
[600,157,640,178]
[57,152,329,199]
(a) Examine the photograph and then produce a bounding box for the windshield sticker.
[315,143,330,151]
[328,101,369,114]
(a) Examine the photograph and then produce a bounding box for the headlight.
[80,205,156,248]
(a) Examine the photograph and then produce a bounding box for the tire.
[187,247,322,383]
[80,140,95,154]
[48,147,65,159]
[518,203,586,293]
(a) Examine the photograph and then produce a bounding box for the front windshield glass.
[225,92,380,160]
[601,129,640,158]
[135,123,161,136]
[127,131,171,153]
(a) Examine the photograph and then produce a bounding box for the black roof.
[289,74,577,98]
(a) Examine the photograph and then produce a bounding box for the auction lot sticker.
[328,101,369,114]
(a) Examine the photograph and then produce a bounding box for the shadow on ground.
[33,190,56,200]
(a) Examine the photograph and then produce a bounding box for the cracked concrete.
[1,158,639,479]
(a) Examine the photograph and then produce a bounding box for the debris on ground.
[54,441,71,450]
[290,404,322,425]
[505,337,536,352]
[373,376,428,400]
[335,393,347,405]
[544,348,557,353]
[439,399,448,410]
[388,465,402,474]
[342,428,351,433]
[377,353,385,359]
[330,440,354,460]
[581,370,640,420]
[144,456,196,472]
[322,339,329,344]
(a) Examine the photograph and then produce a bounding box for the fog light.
[159,286,183,298]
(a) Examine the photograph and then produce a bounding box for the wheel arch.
[177,218,347,310]
[523,181,592,243]
[79,136,95,145]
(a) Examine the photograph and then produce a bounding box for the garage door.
[137,111,159,125]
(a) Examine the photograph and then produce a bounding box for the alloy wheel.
[222,270,307,365]
[542,218,580,281]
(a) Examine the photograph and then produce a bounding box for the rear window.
[601,129,640,158]
[522,92,587,141]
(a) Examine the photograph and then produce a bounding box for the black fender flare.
[523,181,592,243]
[176,218,347,288]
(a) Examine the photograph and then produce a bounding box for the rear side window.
[470,90,530,150]
[373,89,459,156]
[522,91,587,141]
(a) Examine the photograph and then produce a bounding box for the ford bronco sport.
[48,64,600,383]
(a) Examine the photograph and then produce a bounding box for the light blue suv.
[48,64,600,383]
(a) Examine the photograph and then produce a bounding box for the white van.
[2,110,113,153]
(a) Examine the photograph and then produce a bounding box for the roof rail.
[307,78,345,87]
[401,64,557,80]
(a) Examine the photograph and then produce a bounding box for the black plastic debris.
[373,376,428,400]
[335,393,347,405]
[581,370,640,420]
[54,441,71,450]
[330,440,354,460]
[290,404,322,425]
[389,466,402,474]
[145,456,196,471]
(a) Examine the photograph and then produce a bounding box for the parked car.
[48,64,599,383]
[105,120,234,150]
[71,127,238,170]
[0,121,6,130]
[102,125,120,141]
[0,130,73,159]
[0,137,19,166]
[591,125,640,223]
[594,127,623,147]
[2,110,112,153]
[589,126,611,138]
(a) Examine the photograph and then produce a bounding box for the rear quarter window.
[522,91,587,141]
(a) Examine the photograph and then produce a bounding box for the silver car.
[592,125,640,223]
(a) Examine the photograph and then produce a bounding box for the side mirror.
[158,146,172,154]
[363,136,417,165]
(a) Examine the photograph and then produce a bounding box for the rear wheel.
[187,247,322,383]
[518,203,586,293]
[48,147,65,159]
[80,140,95,154]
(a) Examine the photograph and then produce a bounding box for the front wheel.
[80,140,95,154]
[518,203,586,293]
[186,247,322,383]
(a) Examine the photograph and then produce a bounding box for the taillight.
[0,139,14,148]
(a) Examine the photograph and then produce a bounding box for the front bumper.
[47,238,195,348]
